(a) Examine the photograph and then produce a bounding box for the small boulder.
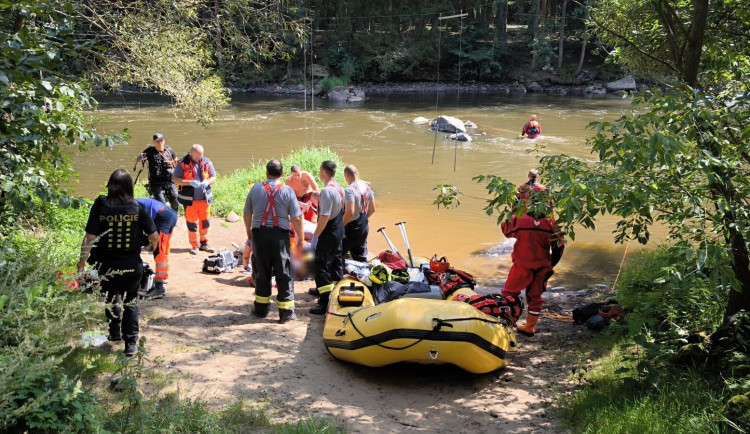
[464,120,477,128]
[606,75,637,92]
[527,82,543,92]
[225,211,240,223]
[448,132,472,142]
[412,116,430,125]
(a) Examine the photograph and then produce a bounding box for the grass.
[560,342,728,433]
[210,146,345,218]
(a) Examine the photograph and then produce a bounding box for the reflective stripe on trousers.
[185,200,211,248]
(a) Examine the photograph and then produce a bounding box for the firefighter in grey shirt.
[243,159,303,323]
[310,160,345,315]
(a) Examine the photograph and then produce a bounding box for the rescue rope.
[472,121,520,135]
[542,312,574,323]
[610,238,632,294]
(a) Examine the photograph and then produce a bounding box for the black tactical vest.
[95,197,143,258]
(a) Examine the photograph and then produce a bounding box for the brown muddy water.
[72,92,650,290]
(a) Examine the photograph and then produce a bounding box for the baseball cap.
[153,133,164,141]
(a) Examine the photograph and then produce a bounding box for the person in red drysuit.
[501,205,564,336]
[521,115,542,139]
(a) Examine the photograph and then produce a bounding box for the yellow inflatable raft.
[322,277,517,374]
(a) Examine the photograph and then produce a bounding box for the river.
[72,92,642,290]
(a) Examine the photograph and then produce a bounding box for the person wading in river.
[521,115,542,139]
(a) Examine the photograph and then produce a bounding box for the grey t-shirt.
[319,181,344,218]
[244,180,302,230]
[344,180,375,220]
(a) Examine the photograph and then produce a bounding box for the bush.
[210,147,345,218]
[0,231,104,432]
[318,76,349,94]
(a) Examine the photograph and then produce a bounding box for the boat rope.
[338,312,510,351]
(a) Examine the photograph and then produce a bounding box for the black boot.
[310,294,329,315]
[278,309,297,324]
[253,302,269,318]
[141,281,166,300]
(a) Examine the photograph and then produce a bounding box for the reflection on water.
[74,92,648,289]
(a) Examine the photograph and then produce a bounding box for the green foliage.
[319,76,349,94]
[432,184,462,209]
[561,343,730,433]
[320,46,362,82]
[274,414,347,434]
[0,233,103,432]
[451,26,503,79]
[210,147,344,218]
[0,0,127,232]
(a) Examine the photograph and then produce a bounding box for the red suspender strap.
[328,181,344,207]
[261,182,282,227]
[358,183,370,214]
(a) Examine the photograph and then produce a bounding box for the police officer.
[310,160,345,315]
[243,159,304,323]
[173,144,217,255]
[135,133,179,212]
[77,169,158,357]
[136,198,178,299]
[342,164,376,262]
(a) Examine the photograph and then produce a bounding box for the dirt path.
[134,216,602,433]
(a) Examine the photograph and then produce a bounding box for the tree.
[0,0,127,231]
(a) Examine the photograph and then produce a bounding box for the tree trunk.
[574,28,589,76]
[530,0,542,69]
[574,0,590,76]
[214,0,223,68]
[725,223,750,318]
[557,0,568,71]
[496,0,508,50]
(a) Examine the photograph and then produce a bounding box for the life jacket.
[527,121,540,136]
[90,196,143,261]
[453,293,523,322]
[260,182,282,227]
[516,180,547,201]
[501,214,565,268]
[176,154,213,206]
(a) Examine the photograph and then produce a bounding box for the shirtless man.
[285,165,319,221]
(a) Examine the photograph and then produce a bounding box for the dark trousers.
[151,182,179,212]
[343,213,369,262]
[100,260,143,343]
[252,227,294,313]
[314,212,344,294]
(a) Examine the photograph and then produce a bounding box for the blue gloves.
[189,180,202,188]
[311,236,318,250]
[200,180,210,188]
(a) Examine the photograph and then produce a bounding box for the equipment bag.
[376,250,407,271]
[202,248,238,274]
[572,299,624,330]
[140,262,155,292]
[441,268,476,297]
[453,293,523,322]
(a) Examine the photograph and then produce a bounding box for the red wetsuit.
[501,213,564,316]
[522,121,542,139]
